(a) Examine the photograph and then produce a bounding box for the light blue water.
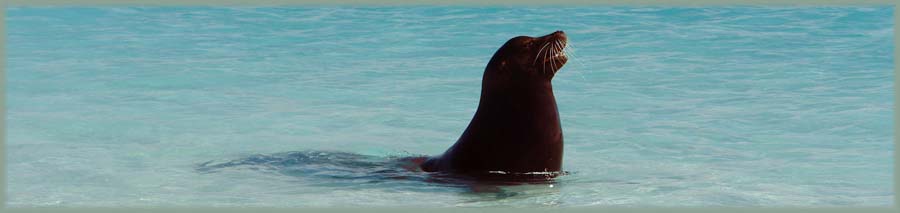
[5,6,894,207]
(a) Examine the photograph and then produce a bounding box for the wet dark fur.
[420,31,569,180]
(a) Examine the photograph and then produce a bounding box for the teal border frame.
[1,1,896,212]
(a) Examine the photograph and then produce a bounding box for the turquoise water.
[5,6,894,207]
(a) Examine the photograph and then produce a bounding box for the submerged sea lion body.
[420,31,569,180]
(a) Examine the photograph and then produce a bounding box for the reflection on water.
[196,150,566,204]
[197,150,431,185]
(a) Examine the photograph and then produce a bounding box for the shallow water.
[5,6,894,207]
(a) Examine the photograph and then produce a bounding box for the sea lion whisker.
[551,41,561,69]
[551,40,561,57]
[562,44,576,64]
[554,40,564,71]
[552,39,567,75]
[542,50,548,74]
[545,41,554,75]
[541,41,555,73]
[548,44,557,75]
[558,41,564,56]
[561,42,590,80]
[540,41,553,63]
[561,40,567,58]
[543,43,551,74]
[557,41,563,57]
[533,42,551,65]
[559,40,566,55]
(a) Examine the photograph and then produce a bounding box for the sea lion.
[420,31,569,180]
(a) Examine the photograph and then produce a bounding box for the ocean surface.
[5,6,894,207]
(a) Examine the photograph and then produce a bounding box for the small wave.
[196,150,570,188]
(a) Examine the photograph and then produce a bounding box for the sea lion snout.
[546,31,566,42]
[552,30,566,39]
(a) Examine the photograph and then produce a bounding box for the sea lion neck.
[479,73,554,102]
[480,64,555,94]
[474,71,559,135]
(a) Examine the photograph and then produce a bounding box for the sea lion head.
[485,31,568,80]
